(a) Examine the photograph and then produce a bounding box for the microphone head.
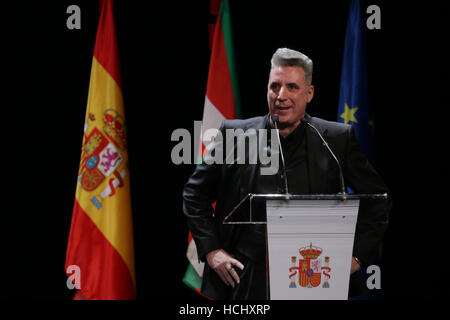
[272,114,279,124]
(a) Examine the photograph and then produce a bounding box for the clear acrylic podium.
[223,193,388,300]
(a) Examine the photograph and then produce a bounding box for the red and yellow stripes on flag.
[183,0,241,296]
[65,0,135,300]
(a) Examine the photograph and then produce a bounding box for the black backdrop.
[1,0,449,303]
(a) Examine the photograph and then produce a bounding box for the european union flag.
[338,2,385,301]
[337,0,374,164]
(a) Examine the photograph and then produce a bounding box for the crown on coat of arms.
[299,243,322,259]
[103,108,127,149]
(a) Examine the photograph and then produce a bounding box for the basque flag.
[183,0,241,296]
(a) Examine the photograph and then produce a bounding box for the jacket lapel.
[305,114,331,194]
[238,116,268,198]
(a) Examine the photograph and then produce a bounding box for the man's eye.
[288,84,299,90]
[270,83,280,90]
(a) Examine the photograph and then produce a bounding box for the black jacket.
[183,113,391,299]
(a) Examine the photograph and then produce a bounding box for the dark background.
[1,0,448,303]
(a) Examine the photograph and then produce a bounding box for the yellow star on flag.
[340,103,359,124]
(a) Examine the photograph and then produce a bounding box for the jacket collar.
[303,113,331,194]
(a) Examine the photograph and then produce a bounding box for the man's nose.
[277,86,288,101]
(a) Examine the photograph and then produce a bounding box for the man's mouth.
[275,105,291,111]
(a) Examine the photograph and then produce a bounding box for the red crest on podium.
[289,243,331,289]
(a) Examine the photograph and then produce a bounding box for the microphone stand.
[272,115,290,199]
[301,117,347,200]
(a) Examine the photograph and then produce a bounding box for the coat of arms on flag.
[289,243,331,288]
[78,109,127,210]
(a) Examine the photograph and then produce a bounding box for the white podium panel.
[266,199,359,300]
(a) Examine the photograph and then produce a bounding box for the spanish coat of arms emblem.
[289,243,331,288]
[77,108,128,210]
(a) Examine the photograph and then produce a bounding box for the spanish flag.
[65,0,135,300]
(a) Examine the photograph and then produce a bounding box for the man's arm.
[183,158,222,262]
[183,122,245,287]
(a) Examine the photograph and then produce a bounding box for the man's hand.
[206,249,244,288]
[350,256,361,274]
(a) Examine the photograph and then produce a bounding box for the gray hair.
[270,48,313,85]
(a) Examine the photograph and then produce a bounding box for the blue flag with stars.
[338,1,385,300]
[338,0,374,164]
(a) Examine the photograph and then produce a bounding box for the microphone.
[272,114,289,197]
[301,117,347,199]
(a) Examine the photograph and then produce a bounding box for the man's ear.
[307,85,314,103]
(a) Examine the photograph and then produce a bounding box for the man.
[183,48,391,299]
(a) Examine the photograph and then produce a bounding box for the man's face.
[267,66,314,129]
